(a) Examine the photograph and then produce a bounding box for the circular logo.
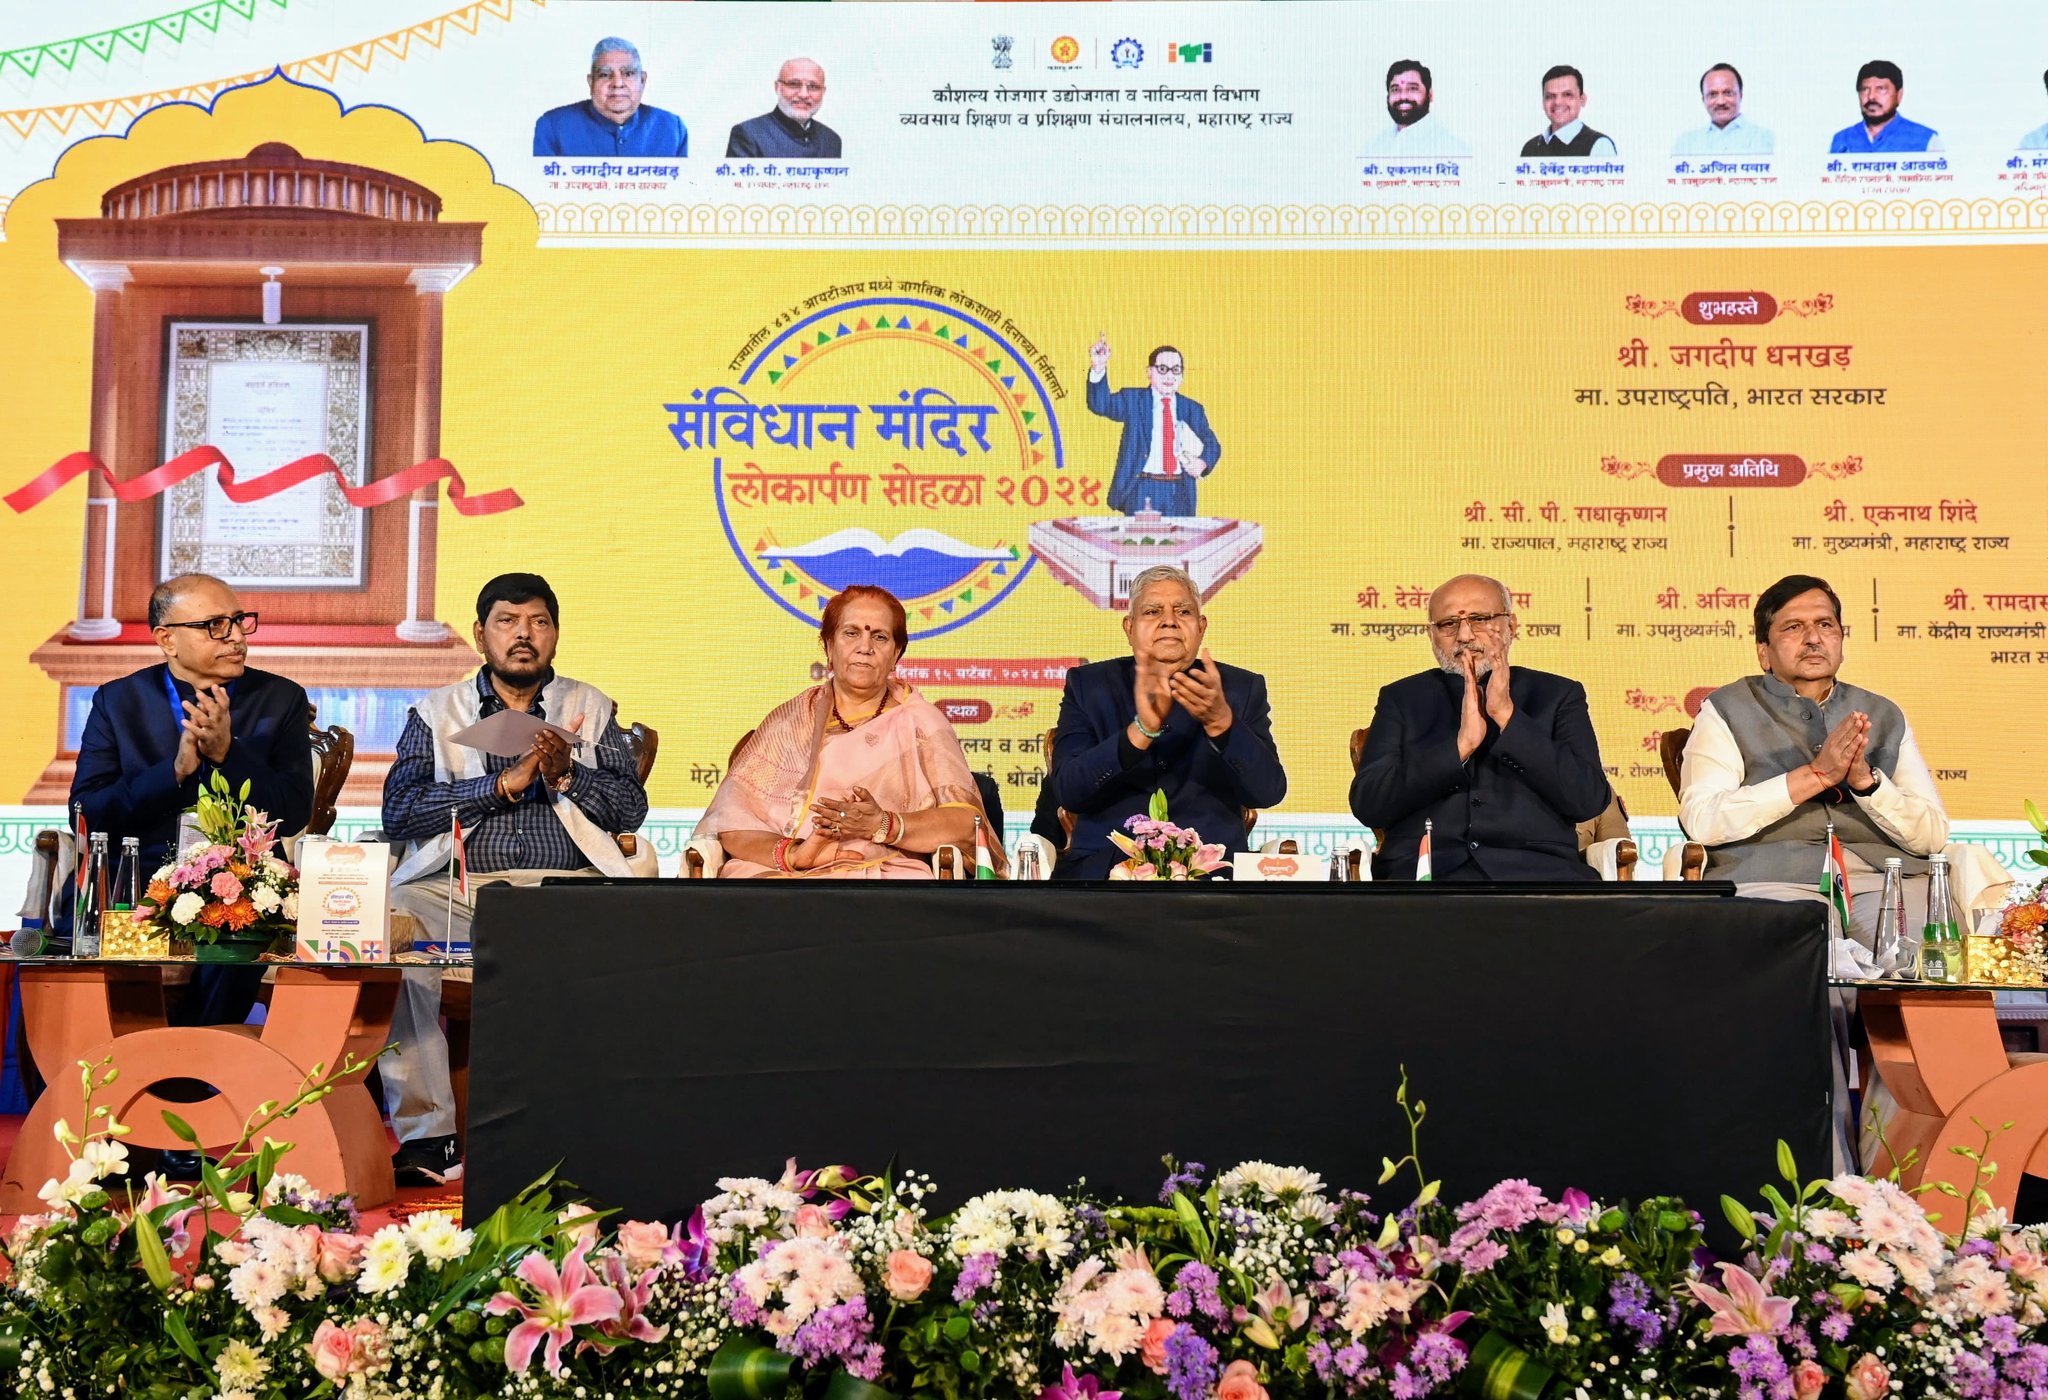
[1050,35,1081,65]
[322,886,360,916]
[1109,38,1144,70]
[689,294,1078,640]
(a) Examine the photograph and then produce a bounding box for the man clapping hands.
[1049,565,1285,879]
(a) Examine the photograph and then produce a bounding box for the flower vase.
[194,930,279,964]
[1459,1328,1557,1400]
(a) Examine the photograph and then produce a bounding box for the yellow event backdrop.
[1,78,2042,838]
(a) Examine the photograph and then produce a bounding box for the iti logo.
[1109,37,1144,70]
[991,35,1013,70]
[1049,35,1081,66]
[1168,42,1213,64]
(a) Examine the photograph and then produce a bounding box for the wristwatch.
[1849,769,1883,797]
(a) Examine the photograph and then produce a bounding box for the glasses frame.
[157,611,259,641]
[1428,611,1508,637]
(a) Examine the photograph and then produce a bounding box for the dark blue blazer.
[1350,666,1609,881]
[1050,656,1285,880]
[69,663,315,869]
[1086,378,1221,514]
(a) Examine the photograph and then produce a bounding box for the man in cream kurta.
[378,573,648,1184]
[1678,573,2004,948]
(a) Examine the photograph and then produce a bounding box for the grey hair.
[1126,565,1200,616]
[590,37,643,74]
[149,573,230,628]
[1431,572,1513,614]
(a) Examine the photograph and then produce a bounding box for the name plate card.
[294,839,391,962]
[1231,851,1326,881]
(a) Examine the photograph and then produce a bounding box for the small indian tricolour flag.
[1820,821,1851,935]
[1416,819,1434,882]
[974,815,997,881]
[451,813,469,899]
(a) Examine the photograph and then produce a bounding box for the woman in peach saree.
[695,585,1003,878]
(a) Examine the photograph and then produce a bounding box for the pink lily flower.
[486,1241,623,1376]
[1687,1261,1793,1337]
[123,1173,199,1258]
[1240,1277,1311,1349]
[580,1254,672,1353]
[1040,1363,1120,1400]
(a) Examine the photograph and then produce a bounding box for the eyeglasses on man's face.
[159,611,259,641]
[1428,612,1507,637]
[592,66,643,83]
[777,78,825,94]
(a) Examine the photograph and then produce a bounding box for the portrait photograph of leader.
[1520,64,1616,158]
[1085,337,1221,518]
[2021,69,2048,149]
[533,36,688,157]
[1360,59,1469,158]
[1672,63,1775,155]
[1829,59,1943,154]
[727,58,843,159]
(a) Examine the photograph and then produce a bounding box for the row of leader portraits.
[528,39,2048,163]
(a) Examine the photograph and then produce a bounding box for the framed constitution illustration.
[26,142,488,801]
[160,321,374,589]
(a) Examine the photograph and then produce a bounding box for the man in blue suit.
[1351,573,1609,881]
[70,573,313,1022]
[1085,337,1221,517]
[1049,565,1285,878]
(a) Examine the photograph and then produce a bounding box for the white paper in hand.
[448,707,579,758]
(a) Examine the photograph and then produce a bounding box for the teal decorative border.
[4,809,2037,880]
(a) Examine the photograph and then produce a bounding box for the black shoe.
[159,1150,205,1183]
[392,1134,463,1187]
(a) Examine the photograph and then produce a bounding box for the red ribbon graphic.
[4,446,524,516]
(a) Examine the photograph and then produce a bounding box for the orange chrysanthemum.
[197,902,230,928]
[145,879,175,907]
[230,861,253,881]
[2003,904,2048,937]
[223,900,258,931]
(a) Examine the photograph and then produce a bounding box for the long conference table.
[469,881,1832,1250]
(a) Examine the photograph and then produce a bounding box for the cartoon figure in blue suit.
[1085,335,1222,517]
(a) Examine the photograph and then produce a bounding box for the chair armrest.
[1660,841,1708,881]
[682,837,724,879]
[931,844,965,880]
[1583,837,1638,882]
[1011,834,1057,880]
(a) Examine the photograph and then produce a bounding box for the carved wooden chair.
[1348,725,1638,880]
[306,705,354,837]
[1656,727,1709,879]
